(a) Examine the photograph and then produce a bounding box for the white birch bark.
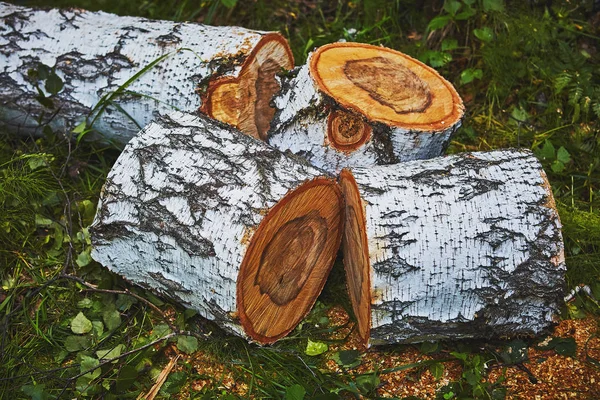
[268,62,461,174]
[89,111,329,338]
[0,2,290,144]
[348,150,565,344]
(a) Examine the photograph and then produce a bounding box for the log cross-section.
[90,111,342,343]
[268,42,464,173]
[0,2,293,144]
[340,150,566,345]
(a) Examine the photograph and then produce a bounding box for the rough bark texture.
[341,150,565,345]
[0,2,292,143]
[90,111,339,342]
[268,43,464,173]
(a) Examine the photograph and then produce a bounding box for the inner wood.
[310,42,464,130]
[327,109,372,152]
[237,178,343,344]
[339,169,371,343]
[344,57,431,114]
[203,34,293,140]
[255,211,327,305]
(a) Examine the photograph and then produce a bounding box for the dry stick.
[268,42,464,173]
[0,2,293,144]
[139,354,181,400]
[90,111,343,344]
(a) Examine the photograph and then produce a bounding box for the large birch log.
[0,2,293,143]
[268,43,464,173]
[339,150,565,345]
[89,111,343,344]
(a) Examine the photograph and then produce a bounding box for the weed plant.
[1,0,600,398]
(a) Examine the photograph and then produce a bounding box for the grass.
[1,0,600,398]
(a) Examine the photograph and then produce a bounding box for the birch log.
[89,111,343,344]
[268,43,464,173]
[0,2,293,143]
[339,150,565,345]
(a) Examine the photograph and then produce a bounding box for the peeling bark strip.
[0,2,292,143]
[89,111,342,343]
[268,42,464,173]
[341,150,565,345]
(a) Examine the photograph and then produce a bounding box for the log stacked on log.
[268,43,465,173]
[90,111,343,343]
[90,110,565,345]
[0,2,292,143]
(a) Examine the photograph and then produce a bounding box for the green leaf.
[220,0,237,8]
[473,26,494,42]
[455,5,476,20]
[443,0,462,16]
[551,160,565,173]
[442,39,458,51]
[45,72,64,95]
[429,362,444,380]
[427,15,451,31]
[305,339,328,356]
[116,365,138,393]
[22,384,48,400]
[464,370,479,386]
[460,68,483,85]
[285,384,306,400]
[76,249,93,267]
[332,350,361,368]
[430,51,452,68]
[540,337,577,357]
[116,294,137,311]
[27,154,53,171]
[176,335,198,354]
[71,312,93,334]
[160,371,187,395]
[450,351,468,362]
[420,341,440,354]
[536,140,556,161]
[35,214,53,228]
[77,298,94,309]
[64,335,91,352]
[80,355,101,379]
[103,309,121,331]
[149,323,172,341]
[92,320,104,337]
[356,374,380,394]
[483,0,504,12]
[556,146,571,164]
[96,344,124,361]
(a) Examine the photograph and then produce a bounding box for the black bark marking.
[372,254,420,279]
[458,177,503,201]
[148,271,193,293]
[255,212,327,306]
[343,56,432,114]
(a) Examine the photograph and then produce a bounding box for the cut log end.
[202,33,294,140]
[310,42,464,131]
[237,177,344,344]
[339,169,371,344]
[327,109,372,152]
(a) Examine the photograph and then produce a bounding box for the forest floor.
[1,0,600,398]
